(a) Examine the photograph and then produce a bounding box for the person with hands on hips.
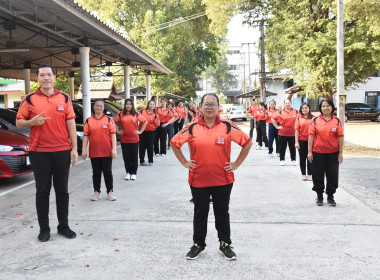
[82,99,117,201]
[114,98,147,181]
[16,63,78,242]
[308,99,344,207]
[171,93,252,261]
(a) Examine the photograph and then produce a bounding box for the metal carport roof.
[0,0,172,79]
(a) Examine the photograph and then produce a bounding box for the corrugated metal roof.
[0,81,24,91]
[0,0,172,79]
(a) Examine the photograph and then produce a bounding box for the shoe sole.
[186,248,207,260]
[38,237,50,242]
[218,249,237,261]
[91,197,101,201]
[328,203,336,207]
[57,232,76,239]
[107,197,116,201]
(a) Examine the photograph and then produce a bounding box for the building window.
[284,79,294,89]
[228,50,240,54]
[229,65,238,70]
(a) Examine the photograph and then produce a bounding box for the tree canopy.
[76,0,223,99]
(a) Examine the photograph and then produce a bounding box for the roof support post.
[146,71,151,102]
[68,72,75,100]
[124,64,130,99]
[80,46,91,124]
[23,68,30,94]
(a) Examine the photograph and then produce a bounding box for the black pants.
[268,123,279,154]
[29,150,71,231]
[90,157,113,193]
[256,120,268,147]
[298,140,311,175]
[279,135,296,161]
[121,142,139,175]
[174,119,185,134]
[166,123,174,146]
[249,119,255,139]
[139,130,155,163]
[311,152,339,196]
[190,184,233,247]
[154,124,167,155]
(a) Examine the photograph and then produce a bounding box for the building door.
[0,95,5,108]
[366,91,380,109]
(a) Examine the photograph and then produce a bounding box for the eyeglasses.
[202,103,218,109]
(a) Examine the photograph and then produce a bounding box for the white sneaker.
[256,146,262,150]
[307,175,312,181]
[292,160,297,166]
[130,174,136,180]
[155,154,160,157]
[269,153,273,157]
[161,154,166,157]
[280,161,285,166]
[125,173,131,180]
[91,191,101,201]
[276,153,280,157]
[302,175,307,181]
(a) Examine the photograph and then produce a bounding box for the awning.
[0,0,172,79]
[236,89,277,98]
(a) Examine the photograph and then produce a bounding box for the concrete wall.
[4,93,24,108]
[346,77,380,105]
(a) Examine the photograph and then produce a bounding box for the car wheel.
[376,114,380,122]
[344,115,348,122]
[243,118,247,121]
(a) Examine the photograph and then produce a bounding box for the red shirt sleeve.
[113,113,120,124]
[309,118,316,135]
[229,121,251,147]
[337,120,344,137]
[295,116,300,130]
[137,113,147,123]
[16,98,30,120]
[65,100,76,120]
[84,120,90,136]
[109,119,116,134]
[170,124,191,149]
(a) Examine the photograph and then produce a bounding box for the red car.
[0,129,32,178]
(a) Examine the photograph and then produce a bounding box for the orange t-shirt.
[156,107,173,123]
[254,109,269,121]
[170,116,251,188]
[248,104,259,118]
[169,108,179,118]
[309,115,344,153]
[16,88,75,152]
[114,112,147,143]
[273,108,298,137]
[140,109,160,131]
[176,106,187,119]
[295,115,313,141]
[84,114,116,158]
[267,109,278,124]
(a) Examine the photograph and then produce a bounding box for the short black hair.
[319,99,335,115]
[93,99,105,105]
[259,102,267,110]
[200,93,219,106]
[36,63,55,76]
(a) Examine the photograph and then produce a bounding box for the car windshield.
[231,107,244,111]
[0,109,17,125]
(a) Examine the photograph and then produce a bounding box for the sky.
[226,14,260,46]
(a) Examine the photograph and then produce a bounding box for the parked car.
[0,129,33,178]
[226,106,247,121]
[345,103,380,122]
[0,108,84,153]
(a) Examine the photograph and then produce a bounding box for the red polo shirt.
[254,109,269,121]
[248,104,259,118]
[295,115,314,141]
[176,106,187,119]
[156,107,173,123]
[273,108,298,137]
[84,114,116,158]
[16,87,75,152]
[267,109,278,124]
[309,115,344,153]
[114,112,147,143]
[170,116,251,188]
[140,109,160,131]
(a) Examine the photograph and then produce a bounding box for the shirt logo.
[103,124,108,128]
[132,119,136,123]
[293,115,296,117]
[217,137,225,144]
[331,127,337,132]
[150,118,153,121]
[57,105,64,111]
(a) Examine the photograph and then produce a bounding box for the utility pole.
[337,0,345,126]
[260,19,266,102]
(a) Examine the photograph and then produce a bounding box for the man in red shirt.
[16,64,78,242]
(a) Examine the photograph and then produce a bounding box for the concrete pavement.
[0,124,380,280]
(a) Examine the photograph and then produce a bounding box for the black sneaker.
[327,196,336,207]
[186,244,206,260]
[38,230,50,242]
[218,241,236,260]
[190,198,194,203]
[57,227,76,239]
[316,195,323,206]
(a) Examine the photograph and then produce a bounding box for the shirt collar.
[35,87,60,96]
[197,114,221,126]
[93,113,106,120]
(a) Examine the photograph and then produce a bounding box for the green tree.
[204,55,237,95]
[76,0,222,100]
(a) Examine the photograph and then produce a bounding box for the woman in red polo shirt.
[308,99,344,207]
[154,98,176,156]
[139,100,160,166]
[295,102,314,181]
[82,99,117,201]
[187,101,200,122]
[167,101,179,150]
[114,99,147,181]
[174,101,187,134]
[254,102,269,150]
[171,93,252,261]
[272,99,298,166]
[267,100,279,157]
